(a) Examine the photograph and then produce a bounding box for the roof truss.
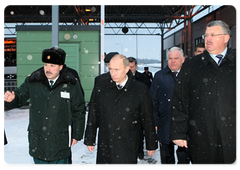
[4,5,210,36]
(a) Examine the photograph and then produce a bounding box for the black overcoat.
[84,71,158,164]
[150,66,176,144]
[134,71,150,89]
[170,49,236,163]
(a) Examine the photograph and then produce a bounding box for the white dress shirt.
[209,47,228,64]
[116,75,128,89]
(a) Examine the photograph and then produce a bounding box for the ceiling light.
[85,8,91,12]
[39,10,45,15]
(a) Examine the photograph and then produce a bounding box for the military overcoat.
[5,67,85,161]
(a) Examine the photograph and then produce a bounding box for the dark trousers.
[69,151,72,164]
[138,128,145,158]
[33,157,70,164]
[2,123,8,146]
[160,143,190,164]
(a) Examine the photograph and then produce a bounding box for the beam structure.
[5,5,210,37]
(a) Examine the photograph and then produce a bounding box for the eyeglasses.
[202,33,226,39]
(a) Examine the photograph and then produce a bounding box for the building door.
[59,43,80,75]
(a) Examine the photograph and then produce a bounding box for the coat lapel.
[201,49,235,70]
[112,71,134,104]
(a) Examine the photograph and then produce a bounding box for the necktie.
[117,84,122,90]
[216,55,223,66]
[174,72,178,77]
[50,80,54,88]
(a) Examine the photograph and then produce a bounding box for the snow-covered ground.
[4,108,161,165]
[4,108,238,170]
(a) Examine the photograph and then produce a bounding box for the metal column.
[187,19,192,57]
[100,5,105,74]
[161,33,164,70]
[52,5,59,47]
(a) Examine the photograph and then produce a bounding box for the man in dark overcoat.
[84,54,158,164]
[128,57,150,89]
[128,56,151,159]
[143,67,153,86]
[4,47,86,164]
[150,47,189,164]
[170,20,236,163]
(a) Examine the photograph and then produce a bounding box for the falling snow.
[4,108,167,164]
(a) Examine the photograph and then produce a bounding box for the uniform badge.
[47,55,51,60]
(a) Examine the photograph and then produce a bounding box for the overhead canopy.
[5,6,209,30]
[4,5,211,68]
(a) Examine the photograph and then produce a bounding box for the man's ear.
[125,65,130,73]
[182,56,186,64]
[59,65,63,71]
[224,34,230,44]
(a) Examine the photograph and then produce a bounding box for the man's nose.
[45,66,51,72]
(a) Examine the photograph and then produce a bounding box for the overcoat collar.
[201,49,235,68]
[163,66,172,74]
[109,70,134,104]
[134,71,141,79]
[28,66,77,90]
[109,70,134,91]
